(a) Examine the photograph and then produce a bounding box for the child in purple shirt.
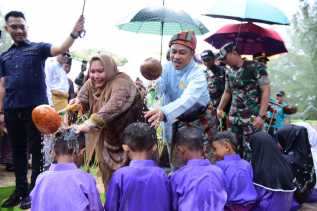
[212,131,257,211]
[105,122,171,211]
[170,127,227,211]
[30,128,103,211]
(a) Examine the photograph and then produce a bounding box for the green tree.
[269,0,317,119]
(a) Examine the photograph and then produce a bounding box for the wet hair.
[213,131,238,151]
[122,122,157,151]
[54,128,84,156]
[173,126,205,151]
[5,11,25,22]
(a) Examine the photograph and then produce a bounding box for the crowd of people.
[0,9,316,211]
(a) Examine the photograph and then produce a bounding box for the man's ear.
[122,144,130,152]
[4,25,9,33]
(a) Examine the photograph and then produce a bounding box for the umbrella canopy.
[118,6,209,35]
[118,6,209,60]
[202,0,289,25]
[205,22,287,56]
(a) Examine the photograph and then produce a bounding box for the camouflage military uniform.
[204,65,227,132]
[204,65,226,109]
[225,61,270,159]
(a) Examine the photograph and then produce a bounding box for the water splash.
[42,134,54,170]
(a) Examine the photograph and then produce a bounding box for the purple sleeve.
[169,174,179,211]
[86,175,103,211]
[105,173,120,211]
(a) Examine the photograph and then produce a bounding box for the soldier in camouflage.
[216,42,271,159]
[200,50,227,132]
[201,50,226,109]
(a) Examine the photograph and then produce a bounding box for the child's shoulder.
[170,163,224,183]
[170,164,194,180]
[112,165,132,175]
[217,158,251,172]
[115,165,166,175]
[198,163,224,179]
[76,169,96,179]
[35,171,50,182]
[111,166,138,179]
[239,158,252,166]
[216,159,231,169]
[232,158,252,171]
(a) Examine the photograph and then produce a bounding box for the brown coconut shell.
[140,57,162,80]
[32,105,62,134]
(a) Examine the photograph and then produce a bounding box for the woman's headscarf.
[250,131,295,191]
[294,122,317,189]
[276,125,316,202]
[88,54,119,89]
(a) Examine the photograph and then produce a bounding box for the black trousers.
[4,107,43,195]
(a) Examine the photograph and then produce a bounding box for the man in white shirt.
[45,52,70,111]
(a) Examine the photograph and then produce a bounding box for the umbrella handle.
[79,29,86,38]
[79,0,87,38]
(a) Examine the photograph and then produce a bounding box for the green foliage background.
[269,0,317,119]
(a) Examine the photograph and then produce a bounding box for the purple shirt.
[254,185,294,211]
[170,159,227,211]
[30,163,103,211]
[105,160,171,211]
[216,154,257,206]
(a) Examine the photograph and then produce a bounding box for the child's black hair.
[213,131,238,151]
[173,126,205,151]
[54,128,84,156]
[122,122,157,151]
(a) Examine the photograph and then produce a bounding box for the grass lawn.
[0,186,21,211]
[291,119,317,125]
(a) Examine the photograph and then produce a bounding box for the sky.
[0,0,304,80]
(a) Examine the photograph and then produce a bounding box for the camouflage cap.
[200,50,215,61]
